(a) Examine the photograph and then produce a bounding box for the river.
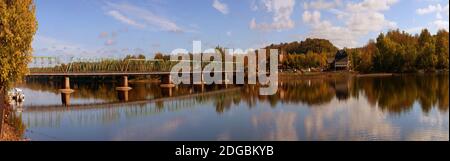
[7,74,449,141]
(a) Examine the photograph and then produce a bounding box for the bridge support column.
[59,77,74,95]
[61,93,71,106]
[116,76,132,102]
[59,76,74,106]
[162,87,173,97]
[118,90,129,102]
[160,74,175,88]
[116,76,132,90]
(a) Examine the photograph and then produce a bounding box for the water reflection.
[0,107,26,140]
[17,74,449,140]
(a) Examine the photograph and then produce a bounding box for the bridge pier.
[116,76,132,102]
[162,87,173,97]
[61,93,71,106]
[59,76,74,106]
[160,74,175,88]
[116,76,132,91]
[118,90,129,102]
[59,76,75,94]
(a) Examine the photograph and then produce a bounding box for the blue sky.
[32,0,449,58]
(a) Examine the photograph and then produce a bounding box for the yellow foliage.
[0,0,37,92]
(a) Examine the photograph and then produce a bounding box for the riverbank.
[279,70,449,79]
[0,121,26,141]
[0,93,26,141]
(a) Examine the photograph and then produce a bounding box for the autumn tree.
[358,40,377,73]
[0,0,38,100]
[417,29,438,70]
[154,52,164,60]
[434,29,449,69]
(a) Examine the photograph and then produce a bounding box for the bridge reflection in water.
[17,74,449,140]
[23,88,242,129]
[27,71,241,106]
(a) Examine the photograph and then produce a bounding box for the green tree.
[0,0,38,99]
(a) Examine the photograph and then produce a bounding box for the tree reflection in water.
[15,74,449,140]
[20,74,448,114]
[0,107,26,140]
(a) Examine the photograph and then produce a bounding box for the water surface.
[10,74,449,141]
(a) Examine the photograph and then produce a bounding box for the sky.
[32,0,450,58]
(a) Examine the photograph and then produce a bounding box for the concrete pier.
[118,90,129,101]
[61,93,71,106]
[160,74,175,88]
[59,76,75,93]
[116,76,132,91]
[116,76,132,102]
[162,87,173,97]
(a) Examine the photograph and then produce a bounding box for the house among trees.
[330,50,350,71]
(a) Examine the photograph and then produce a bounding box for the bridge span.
[25,71,243,106]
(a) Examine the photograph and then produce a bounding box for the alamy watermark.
[30,41,279,95]
[170,41,278,95]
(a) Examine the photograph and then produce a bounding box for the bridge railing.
[29,57,245,73]
[29,58,176,73]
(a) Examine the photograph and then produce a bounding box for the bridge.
[26,71,241,105]
[26,56,252,106]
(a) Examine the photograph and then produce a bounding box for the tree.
[154,52,164,60]
[0,0,38,99]
[358,40,377,73]
[417,29,438,70]
[266,38,338,55]
[434,29,449,69]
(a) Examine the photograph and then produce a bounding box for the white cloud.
[417,3,444,15]
[347,0,398,12]
[213,0,229,15]
[434,20,449,30]
[416,3,449,31]
[107,10,145,29]
[106,2,184,32]
[250,0,296,31]
[302,10,321,24]
[416,3,449,19]
[304,0,342,10]
[302,0,398,48]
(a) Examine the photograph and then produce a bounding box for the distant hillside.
[266,38,338,55]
